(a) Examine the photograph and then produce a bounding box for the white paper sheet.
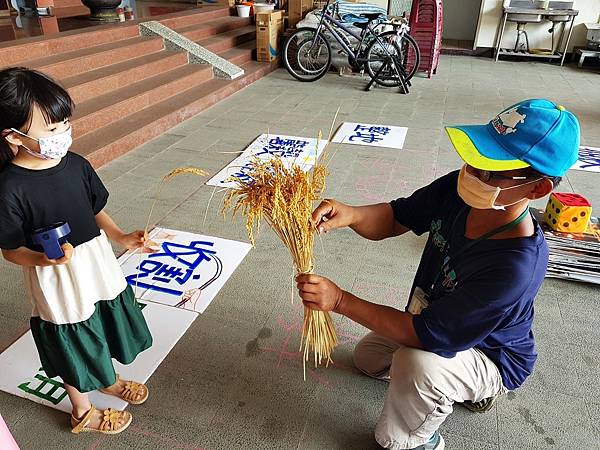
[332,122,408,149]
[206,134,328,189]
[118,228,252,313]
[0,301,197,413]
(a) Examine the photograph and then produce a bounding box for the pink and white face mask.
[11,127,72,160]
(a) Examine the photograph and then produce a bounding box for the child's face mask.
[10,127,72,160]
[457,165,540,210]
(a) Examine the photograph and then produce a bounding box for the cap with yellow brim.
[444,99,580,177]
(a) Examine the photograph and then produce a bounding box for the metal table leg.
[560,15,576,66]
[495,11,508,62]
[555,20,567,55]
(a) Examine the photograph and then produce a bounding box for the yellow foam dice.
[544,193,592,233]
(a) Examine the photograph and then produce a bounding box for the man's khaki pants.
[353,332,506,450]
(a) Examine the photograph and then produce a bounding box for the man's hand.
[312,199,355,234]
[296,274,346,313]
[43,243,74,266]
[117,230,155,253]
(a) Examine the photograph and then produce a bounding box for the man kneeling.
[296,100,580,450]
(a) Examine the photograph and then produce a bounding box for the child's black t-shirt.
[0,152,109,251]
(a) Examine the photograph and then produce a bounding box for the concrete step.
[220,40,256,66]
[73,60,280,168]
[0,23,139,67]
[72,64,213,139]
[198,26,256,54]
[54,5,90,18]
[54,0,89,8]
[63,50,188,104]
[24,35,164,79]
[158,6,231,29]
[176,15,252,42]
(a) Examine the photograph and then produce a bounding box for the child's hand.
[119,231,156,253]
[44,243,74,266]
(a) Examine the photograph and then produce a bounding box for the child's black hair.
[0,67,74,170]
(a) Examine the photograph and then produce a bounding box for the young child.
[0,67,153,435]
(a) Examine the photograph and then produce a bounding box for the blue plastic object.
[32,222,71,260]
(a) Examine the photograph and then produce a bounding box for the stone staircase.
[0,6,276,167]
[51,0,90,19]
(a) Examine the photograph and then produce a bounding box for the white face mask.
[10,127,72,160]
[457,165,540,210]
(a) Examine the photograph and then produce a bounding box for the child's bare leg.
[65,383,129,431]
[64,383,92,418]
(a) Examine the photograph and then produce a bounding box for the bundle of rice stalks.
[223,157,338,378]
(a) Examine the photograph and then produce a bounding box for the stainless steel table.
[494,7,579,66]
[574,47,600,68]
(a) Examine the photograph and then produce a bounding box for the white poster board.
[206,134,328,189]
[0,301,197,414]
[332,122,408,149]
[119,228,252,314]
[571,146,600,173]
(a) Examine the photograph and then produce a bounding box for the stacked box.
[288,0,312,28]
[256,10,285,62]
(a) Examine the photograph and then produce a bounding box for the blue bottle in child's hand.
[32,222,71,260]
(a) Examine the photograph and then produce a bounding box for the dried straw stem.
[133,166,209,299]
[145,166,209,235]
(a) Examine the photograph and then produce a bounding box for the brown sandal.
[100,375,149,405]
[71,405,132,435]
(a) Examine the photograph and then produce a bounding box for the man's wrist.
[346,205,358,229]
[334,290,351,315]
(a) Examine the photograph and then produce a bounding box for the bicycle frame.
[297,0,409,87]
[310,2,389,62]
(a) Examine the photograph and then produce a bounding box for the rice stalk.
[145,166,210,235]
[135,166,209,299]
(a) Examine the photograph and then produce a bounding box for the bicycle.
[282,0,420,91]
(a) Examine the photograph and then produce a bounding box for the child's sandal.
[100,374,149,405]
[71,405,132,435]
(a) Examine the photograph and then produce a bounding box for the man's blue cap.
[445,99,580,177]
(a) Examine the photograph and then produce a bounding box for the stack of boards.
[532,209,600,285]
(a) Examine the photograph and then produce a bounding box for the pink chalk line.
[260,316,362,389]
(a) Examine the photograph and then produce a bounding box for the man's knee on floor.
[353,336,392,378]
[353,338,378,377]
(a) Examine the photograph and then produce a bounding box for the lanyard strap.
[429,207,531,294]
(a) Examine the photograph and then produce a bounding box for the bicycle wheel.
[399,32,420,80]
[365,31,420,87]
[283,28,332,82]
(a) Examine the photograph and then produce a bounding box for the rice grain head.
[163,167,210,182]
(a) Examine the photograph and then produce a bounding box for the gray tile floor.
[1,56,599,450]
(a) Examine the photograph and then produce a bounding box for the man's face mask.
[10,127,72,160]
[457,165,541,210]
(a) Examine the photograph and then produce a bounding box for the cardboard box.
[313,0,328,11]
[256,10,285,62]
[288,0,312,28]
